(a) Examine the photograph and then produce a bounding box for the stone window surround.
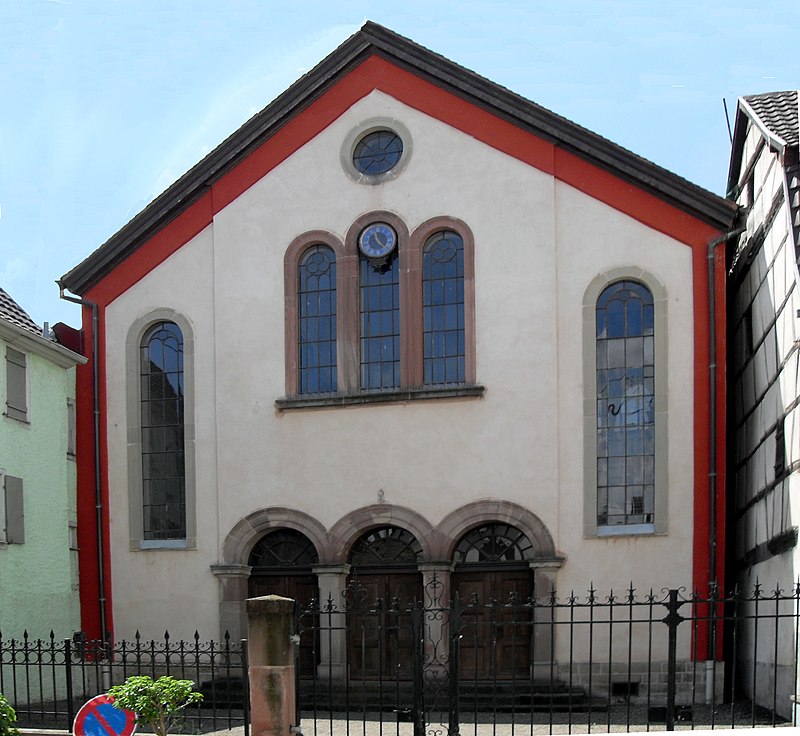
[125,309,197,551]
[582,267,669,538]
[280,213,478,407]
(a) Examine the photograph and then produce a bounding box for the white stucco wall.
[103,91,697,640]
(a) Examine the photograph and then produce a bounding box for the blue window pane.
[595,279,655,527]
[298,245,337,395]
[423,231,465,385]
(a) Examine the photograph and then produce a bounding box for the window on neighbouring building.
[595,280,655,528]
[1,473,24,545]
[67,397,76,457]
[5,346,27,422]
[140,321,186,540]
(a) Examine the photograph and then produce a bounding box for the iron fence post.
[412,604,425,736]
[241,639,250,736]
[64,637,74,729]
[663,589,683,731]
[448,596,461,736]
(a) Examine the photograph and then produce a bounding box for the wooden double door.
[347,572,421,679]
[452,568,533,679]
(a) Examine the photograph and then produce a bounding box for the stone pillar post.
[312,564,351,680]
[418,563,454,677]
[246,595,297,736]
[211,564,252,641]
[530,558,564,680]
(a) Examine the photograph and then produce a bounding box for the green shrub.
[0,694,19,736]
[108,675,202,736]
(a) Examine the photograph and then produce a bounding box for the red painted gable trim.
[76,50,728,641]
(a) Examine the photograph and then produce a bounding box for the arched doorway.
[347,526,423,679]
[452,523,535,679]
[248,529,319,675]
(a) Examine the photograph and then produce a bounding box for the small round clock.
[358,222,397,259]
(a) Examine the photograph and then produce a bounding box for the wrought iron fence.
[3,580,798,736]
[0,631,249,734]
[295,577,800,735]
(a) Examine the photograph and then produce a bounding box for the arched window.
[595,280,655,528]
[298,245,337,394]
[359,251,400,391]
[423,231,465,385]
[348,526,422,566]
[248,529,320,569]
[453,523,535,564]
[140,322,185,540]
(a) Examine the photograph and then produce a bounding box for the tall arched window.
[359,252,400,390]
[298,245,337,394]
[595,280,655,528]
[140,322,185,540]
[423,230,465,385]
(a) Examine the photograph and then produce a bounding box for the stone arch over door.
[435,499,559,560]
[327,504,437,562]
[212,507,329,640]
[438,500,564,680]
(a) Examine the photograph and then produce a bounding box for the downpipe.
[58,284,108,647]
[705,225,745,703]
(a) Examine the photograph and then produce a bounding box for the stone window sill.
[276,384,485,411]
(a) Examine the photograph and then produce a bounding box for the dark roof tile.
[743,91,799,147]
[0,287,41,336]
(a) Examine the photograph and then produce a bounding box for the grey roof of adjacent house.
[0,287,40,336]
[60,22,738,295]
[743,90,799,148]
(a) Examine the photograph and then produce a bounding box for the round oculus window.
[352,129,403,176]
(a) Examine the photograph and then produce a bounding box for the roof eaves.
[740,97,787,154]
[62,22,737,294]
[60,30,375,295]
[361,23,737,229]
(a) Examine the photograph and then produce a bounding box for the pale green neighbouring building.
[0,287,85,640]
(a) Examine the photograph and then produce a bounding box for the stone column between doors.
[312,563,351,680]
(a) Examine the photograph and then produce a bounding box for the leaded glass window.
[423,231,465,385]
[249,529,319,569]
[299,246,337,394]
[352,130,403,176]
[595,280,655,527]
[453,524,534,563]
[360,253,400,390]
[140,322,185,540]
[349,526,422,566]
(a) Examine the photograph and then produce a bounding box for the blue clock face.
[359,223,397,258]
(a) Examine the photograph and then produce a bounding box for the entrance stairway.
[297,678,605,714]
[198,677,606,714]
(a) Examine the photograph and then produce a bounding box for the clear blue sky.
[2,0,799,328]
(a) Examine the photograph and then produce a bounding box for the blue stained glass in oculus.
[353,130,403,176]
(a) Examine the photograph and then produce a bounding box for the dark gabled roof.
[61,22,738,295]
[744,91,799,147]
[727,90,799,196]
[0,287,40,335]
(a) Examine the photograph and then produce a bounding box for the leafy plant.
[0,693,19,736]
[108,675,202,736]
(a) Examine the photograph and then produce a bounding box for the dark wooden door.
[453,569,532,679]
[248,574,318,676]
[347,573,421,679]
